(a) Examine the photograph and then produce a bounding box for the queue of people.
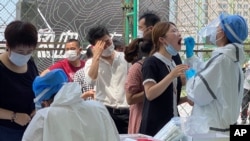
[0,11,249,141]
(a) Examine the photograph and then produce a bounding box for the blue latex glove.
[184,37,195,58]
[185,68,196,80]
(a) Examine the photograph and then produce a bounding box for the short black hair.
[86,25,110,45]
[112,38,124,49]
[139,11,160,27]
[86,47,93,59]
[66,38,81,47]
[4,20,38,49]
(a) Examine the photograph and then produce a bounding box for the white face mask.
[209,30,217,45]
[209,29,223,46]
[9,51,32,67]
[64,50,79,61]
[102,44,114,57]
[137,30,143,38]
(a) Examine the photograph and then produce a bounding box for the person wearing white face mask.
[84,25,130,134]
[137,11,160,38]
[40,39,85,82]
[184,13,248,135]
[0,20,39,141]
[139,22,191,136]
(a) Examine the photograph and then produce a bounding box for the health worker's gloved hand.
[184,37,195,58]
[185,68,196,80]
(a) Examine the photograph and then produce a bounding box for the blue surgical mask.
[9,51,32,67]
[165,45,178,56]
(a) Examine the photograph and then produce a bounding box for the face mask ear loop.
[213,30,225,44]
[217,31,225,43]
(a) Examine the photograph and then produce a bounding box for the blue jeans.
[0,125,24,141]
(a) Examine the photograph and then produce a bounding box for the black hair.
[112,38,125,49]
[4,20,38,49]
[139,11,161,27]
[86,47,93,59]
[86,25,110,45]
[66,38,81,47]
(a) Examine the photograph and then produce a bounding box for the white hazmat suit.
[22,82,119,141]
[186,43,244,133]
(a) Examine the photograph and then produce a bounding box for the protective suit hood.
[213,43,245,64]
[23,82,120,141]
[50,82,82,107]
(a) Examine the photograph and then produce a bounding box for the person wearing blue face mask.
[0,20,39,141]
[139,21,192,136]
[184,13,248,135]
[138,11,184,99]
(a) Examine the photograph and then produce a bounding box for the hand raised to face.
[92,40,106,59]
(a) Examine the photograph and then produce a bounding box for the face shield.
[198,13,232,36]
[198,16,221,38]
[198,13,248,44]
[198,13,230,45]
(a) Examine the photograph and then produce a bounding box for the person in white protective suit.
[22,69,119,141]
[183,13,248,134]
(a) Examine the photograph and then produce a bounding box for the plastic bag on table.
[154,117,184,141]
